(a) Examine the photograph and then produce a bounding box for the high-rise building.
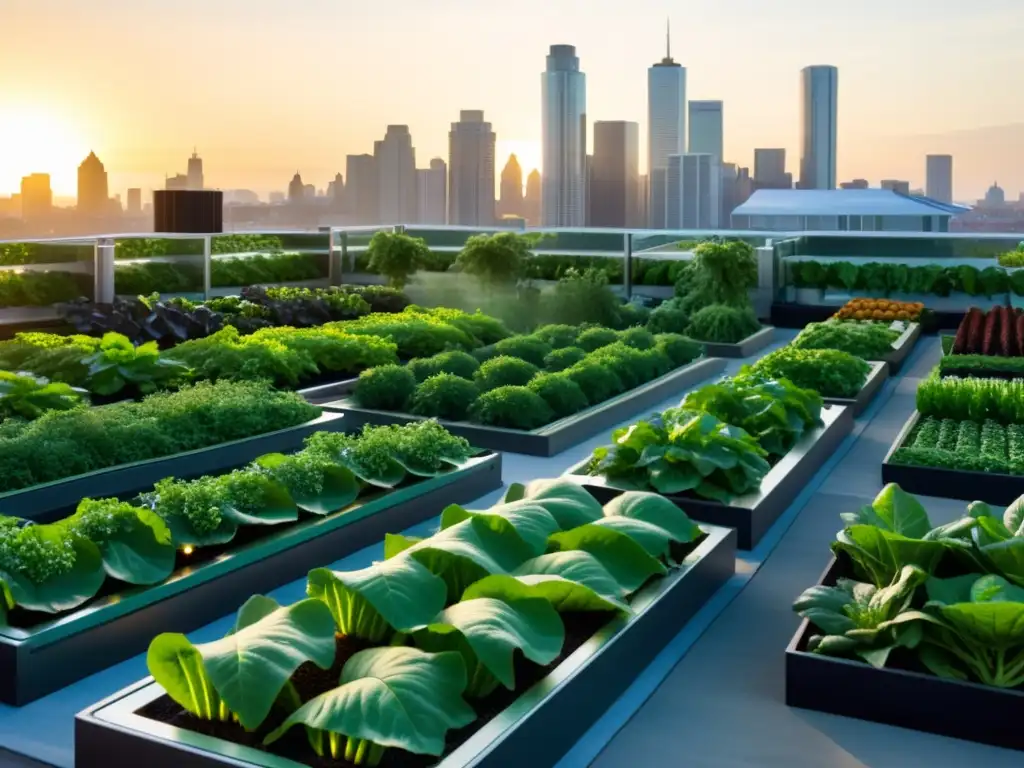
[799,65,838,190]
[926,155,953,204]
[20,174,52,220]
[524,169,542,226]
[498,154,524,219]
[417,158,447,225]
[166,174,189,191]
[667,153,719,229]
[375,125,418,224]
[448,110,495,226]
[688,101,723,161]
[753,148,792,189]
[303,183,316,199]
[880,179,911,195]
[590,121,641,228]
[328,173,345,209]
[345,154,378,224]
[127,188,142,215]
[187,150,204,190]
[840,179,869,190]
[541,44,587,226]
[77,152,109,216]
[288,173,305,202]
[647,21,686,229]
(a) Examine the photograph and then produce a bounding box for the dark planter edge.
[785,556,1024,752]
[318,357,728,457]
[882,322,921,373]
[566,404,854,549]
[0,453,502,705]
[700,326,776,359]
[74,525,738,768]
[297,377,359,404]
[823,361,889,417]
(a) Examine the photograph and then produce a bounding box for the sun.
[495,139,541,192]
[0,105,91,197]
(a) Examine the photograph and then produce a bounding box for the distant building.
[375,125,418,224]
[327,173,344,207]
[840,179,869,190]
[224,189,260,205]
[269,191,286,204]
[346,154,378,224]
[448,110,495,226]
[926,155,953,204]
[688,101,723,161]
[77,152,109,216]
[417,158,447,225]
[524,169,542,226]
[187,150,204,190]
[590,121,641,227]
[126,188,143,215]
[880,179,911,195]
[20,173,52,219]
[799,65,838,190]
[288,173,305,202]
[753,149,791,189]
[166,174,189,191]
[499,154,524,219]
[982,182,1006,208]
[667,153,719,229]
[647,21,685,229]
[303,183,316,199]
[542,44,587,226]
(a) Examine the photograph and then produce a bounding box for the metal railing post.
[328,228,344,287]
[623,232,633,302]
[754,243,776,318]
[94,237,116,303]
[202,235,212,299]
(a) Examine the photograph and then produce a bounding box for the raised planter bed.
[822,361,889,417]
[786,556,1024,753]
[296,376,359,404]
[700,326,775,359]
[75,523,737,768]
[320,357,728,457]
[881,410,1024,504]
[881,322,921,373]
[0,452,501,705]
[771,301,952,333]
[567,404,853,549]
[0,412,349,523]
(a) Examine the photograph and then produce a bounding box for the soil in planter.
[135,536,707,767]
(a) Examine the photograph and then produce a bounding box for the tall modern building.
[327,173,345,209]
[417,158,447,225]
[799,65,838,190]
[187,150,204,190]
[647,22,686,228]
[345,154,378,223]
[20,174,52,220]
[753,148,792,189]
[667,153,719,229]
[541,44,587,226]
[126,188,142,215]
[926,155,953,204]
[590,121,641,228]
[375,125,418,224]
[688,101,723,161]
[524,169,542,226]
[498,154,524,219]
[447,110,495,226]
[288,173,305,202]
[76,152,109,216]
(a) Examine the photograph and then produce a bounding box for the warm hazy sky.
[2,0,1024,200]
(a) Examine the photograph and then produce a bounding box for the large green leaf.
[865,484,932,538]
[0,527,105,613]
[925,574,979,605]
[938,601,1024,650]
[159,511,238,548]
[146,633,219,719]
[587,517,676,560]
[294,465,360,516]
[981,538,1024,587]
[384,517,533,600]
[648,462,703,495]
[602,492,702,544]
[219,475,298,527]
[503,478,604,530]
[414,596,564,694]
[148,596,336,730]
[98,507,176,585]
[307,557,447,641]
[547,523,666,593]
[833,525,946,587]
[263,647,475,759]
[337,452,407,489]
[514,550,629,598]
[463,573,630,613]
[1004,496,1024,537]
[439,501,560,556]
[970,574,1024,604]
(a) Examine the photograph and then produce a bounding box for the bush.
[576,327,619,352]
[655,334,703,367]
[791,320,899,359]
[646,298,690,335]
[543,346,587,372]
[165,327,319,388]
[334,312,476,358]
[675,240,758,315]
[455,231,536,288]
[403,306,512,346]
[750,347,870,399]
[540,268,624,328]
[493,336,553,367]
[473,356,540,391]
[365,231,431,288]
[470,386,553,429]
[616,301,651,330]
[406,350,480,382]
[565,361,625,404]
[409,374,480,420]
[247,327,398,374]
[617,327,656,350]
[353,365,416,410]
[686,304,761,344]
[527,373,589,418]
[532,324,580,349]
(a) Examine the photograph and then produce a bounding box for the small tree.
[366,230,431,288]
[455,231,538,289]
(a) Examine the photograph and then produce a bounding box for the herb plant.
[0,372,85,421]
[751,347,871,398]
[686,304,760,344]
[791,320,900,360]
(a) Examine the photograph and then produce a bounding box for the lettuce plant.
[84,332,190,396]
[0,371,85,421]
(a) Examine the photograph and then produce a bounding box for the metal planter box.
[881,322,921,373]
[320,357,728,457]
[786,556,1024,753]
[822,361,889,417]
[75,525,737,768]
[0,453,501,705]
[567,405,854,550]
[699,326,775,359]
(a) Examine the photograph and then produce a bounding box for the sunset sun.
[0,105,90,196]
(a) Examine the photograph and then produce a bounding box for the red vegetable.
[981,307,999,356]
[966,307,985,354]
[1017,312,1024,357]
[952,308,976,354]
[1001,305,1016,357]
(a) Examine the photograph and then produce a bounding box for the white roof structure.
[732,189,970,217]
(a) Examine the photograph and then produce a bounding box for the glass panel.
[0,240,95,320]
[209,232,329,291]
[113,236,205,297]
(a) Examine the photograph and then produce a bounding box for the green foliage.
[541,268,626,328]
[646,298,690,335]
[0,371,84,421]
[917,371,1024,424]
[406,350,479,382]
[0,269,87,308]
[528,373,589,418]
[365,231,432,288]
[473,356,540,391]
[335,310,477,358]
[354,364,416,411]
[493,335,553,367]
[676,241,758,314]
[402,306,512,346]
[938,354,1024,377]
[564,360,624,403]
[686,304,760,344]
[751,347,871,399]
[543,346,587,372]
[470,386,554,429]
[409,374,480,420]
[655,333,703,367]
[83,333,190,396]
[998,245,1024,267]
[791,320,900,359]
[576,327,619,352]
[891,416,1023,475]
[617,327,656,350]
[455,231,536,287]
[532,324,580,349]
[787,259,1018,299]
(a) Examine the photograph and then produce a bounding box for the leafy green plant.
[686,304,760,344]
[470,386,553,429]
[543,346,587,372]
[473,356,540,391]
[335,311,477,358]
[0,371,85,421]
[493,335,553,367]
[576,327,619,352]
[791,320,899,360]
[676,241,757,314]
[565,360,624,403]
[409,373,480,420]
[618,327,656,350]
[917,371,1024,424]
[0,269,86,308]
[655,333,703,367]
[83,333,190,397]
[532,324,580,349]
[751,347,871,399]
[540,268,626,328]
[528,373,589,418]
[407,350,480,382]
[354,364,417,411]
[646,297,690,335]
[455,231,536,288]
[365,230,432,288]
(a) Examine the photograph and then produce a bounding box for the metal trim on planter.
[700,326,775,359]
[296,377,359,404]
[568,404,854,549]
[74,525,737,768]
[0,412,350,523]
[0,453,501,705]
[786,556,1024,753]
[881,322,920,373]
[822,361,889,417]
[319,357,729,457]
[882,410,1024,504]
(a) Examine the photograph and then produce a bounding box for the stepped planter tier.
[320,357,728,457]
[567,404,853,549]
[0,452,501,705]
[786,556,1024,753]
[822,361,889,417]
[75,522,736,768]
[699,326,775,359]
[881,322,921,373]
[0,412,350,524]
[882,410,1024,504]
[297,376,360,404]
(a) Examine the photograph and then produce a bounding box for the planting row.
[788,259,1022,298]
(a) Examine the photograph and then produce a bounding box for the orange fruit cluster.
[833,298,923,322]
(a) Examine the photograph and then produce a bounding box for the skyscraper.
[524,169,542,226]
[926,155,953,203]
[541,44,587,226]
[345,154,378,223]
[20,174,52,220]
[688,101,723,161]
[77,152,109,216]
[590,121,641,228]
[127,188,142,215]
[288,172,305,202]
[498,154,524,219]
[417,158,447,225]
[375,125,418,224]
[448,110,496,226]
[667,154,719,229]
[753,149,791,189]
[799,65,838,190]
[328,173,345,209]
[187,150,204,190]
[647,22,686,229]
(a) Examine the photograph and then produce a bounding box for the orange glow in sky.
[0,105,89,195]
